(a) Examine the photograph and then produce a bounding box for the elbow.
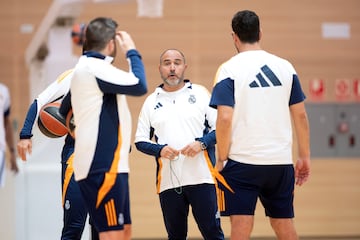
[217,114,232,126]
[138,84,148,96]
[132,75,147,96]
[133,85,147,96]
[126,82,147,96]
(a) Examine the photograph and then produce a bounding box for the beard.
[161,71,185,87]
[164,77,182,86]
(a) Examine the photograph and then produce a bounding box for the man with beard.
[134,49,224,240]
[62,17,147,240]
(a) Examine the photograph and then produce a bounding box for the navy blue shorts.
[218,159,295,218]
[78,173,131,232]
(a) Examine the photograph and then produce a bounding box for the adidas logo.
[154,102,163,109]
[249,65,282,88]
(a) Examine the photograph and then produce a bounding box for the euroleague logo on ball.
[71,23,87,46]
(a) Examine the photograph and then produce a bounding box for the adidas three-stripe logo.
[154,102,163,109]
[249,65,282,88]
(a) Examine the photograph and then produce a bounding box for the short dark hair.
[84,17,118,52]
[231,10,260,43]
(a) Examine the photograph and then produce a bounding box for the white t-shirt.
[210,50,306,165]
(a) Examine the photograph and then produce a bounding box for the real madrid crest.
[188,94,196,104]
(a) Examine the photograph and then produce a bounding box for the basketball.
[37,102,68,138]
[71,23,86,46]
[66,109,75,138]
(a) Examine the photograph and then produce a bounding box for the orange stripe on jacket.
[204,151,234,194]
[96,126,122,208]
[218,189,225,211]
[62,154,74,206]
[203,150,234,212]
[213,168,234,194]
[56,69,73,83]
[203,151,226,212]
[156,157,163,194]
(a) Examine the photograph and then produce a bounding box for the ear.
[259,28,263,41]
[106,39,115,54]
[232,32,239,43]
[111,38,116,50]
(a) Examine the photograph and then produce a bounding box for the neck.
[163,81,185,92]
[237,42,261,53]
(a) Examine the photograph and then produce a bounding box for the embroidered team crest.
[118,213,124,225]
[65,200,70,210]
[188,94,196,104]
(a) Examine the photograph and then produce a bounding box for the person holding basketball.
[64,17,147,240]
[17,68,100,240]
[134,49,224,240]
[209,10,311,240]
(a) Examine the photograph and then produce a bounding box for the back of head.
[84,17,118,52]
[232,10,260,44]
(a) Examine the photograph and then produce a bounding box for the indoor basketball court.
[0,0,359,239]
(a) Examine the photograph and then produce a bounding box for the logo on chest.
[188,94,196,104]
[154,94,196,110]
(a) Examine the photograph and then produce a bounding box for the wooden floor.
[133,237,360,240]
[128,157,360,238]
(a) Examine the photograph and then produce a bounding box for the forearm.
[291,102,310,159]
[126,49,147,96]
[19,100,38,139]
[135,141,166,158]
[294,112,310,159]
[216,105,233,161]
[216,124,231,161]
[5,117,15,154]
[6,117,18,172]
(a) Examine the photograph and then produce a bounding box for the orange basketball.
[71,23,86,46]
[37,102,68,138]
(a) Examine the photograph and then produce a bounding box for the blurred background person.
[0,83,18,188]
